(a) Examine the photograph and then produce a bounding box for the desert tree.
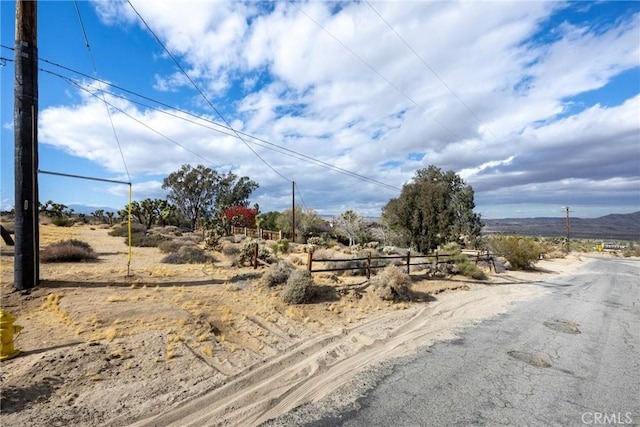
[334,210,365,246]
[257,211,283,231]
[382,166,482,253]
[162,164,258,231]
[277,206,326,242]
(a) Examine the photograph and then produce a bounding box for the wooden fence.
[231,226,282,241]
[307,249,495,278]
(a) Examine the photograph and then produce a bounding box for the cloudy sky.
[1,0,638,219]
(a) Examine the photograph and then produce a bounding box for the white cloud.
[35,1,640,217]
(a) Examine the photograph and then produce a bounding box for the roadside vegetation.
[4,162,635,293]
[40,239,97,263]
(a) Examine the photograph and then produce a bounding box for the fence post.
[366,252,371,280]
[406,250,410,274]
[279,231,282,240]
[253,242,258,269]
[306,251,313,272]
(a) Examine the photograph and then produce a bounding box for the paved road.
[304,256,640,426]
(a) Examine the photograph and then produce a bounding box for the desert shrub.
[488,235,542,270]
[307,236,324,246]
[161,245,215,264]
[52,217,72,227]
[281,269,315,304]
[130,232,166,248]
[220,241,240,257]
[364,241,379,249]
[108,223,146,237]
[279,239,290,253]
[236,240,273,266]
[382,246,398,255]
[41,239,97,263]
[263,260,295,286]
[454,258,487,280]
[372,265,411,301]
[158,240,185,254]
[622,245,640,257]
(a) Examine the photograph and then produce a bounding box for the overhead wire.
[1,45,402,192]
[289,1,464,142]
[73,0,131,183]
[125,0,291,184]
[38,65,400,193]
[55,73,220,167]
[73,1,133,274]
[364,1,506,145]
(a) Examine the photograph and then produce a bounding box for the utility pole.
[565,206,571,253]
[14,0,39,291]
[291,181,295,244]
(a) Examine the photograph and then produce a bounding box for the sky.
[1,0,639,220]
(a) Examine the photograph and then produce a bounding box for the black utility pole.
[14,0,39,291]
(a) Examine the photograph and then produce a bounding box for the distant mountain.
[482,212,640,241]
[67,204,120,215]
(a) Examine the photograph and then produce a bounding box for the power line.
[58,74,220,167]
[365,1,505,145]
[126,0,291,184]
[41,66,401,192]
[2,45,402,192]
[73,0,131,183]
[290,1,463,142]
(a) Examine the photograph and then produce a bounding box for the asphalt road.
[305,256,640,426]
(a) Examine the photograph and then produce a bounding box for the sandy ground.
[0,224,587,426]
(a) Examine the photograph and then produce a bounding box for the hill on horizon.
[482,211,640,241]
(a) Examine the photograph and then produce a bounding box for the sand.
[0,224,586,426]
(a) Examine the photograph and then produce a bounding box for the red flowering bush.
[222,206,257,228]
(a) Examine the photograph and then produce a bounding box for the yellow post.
[0,310,23,361]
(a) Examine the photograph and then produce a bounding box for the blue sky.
[1,0,639,219]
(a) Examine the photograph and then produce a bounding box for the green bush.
[488,235,542,270]
[237,240,272,266]
[281,269,315,304]
[41,239,97,263]
[455,258,487,280]
[263,260,295,286]
[52,217,72,227]
[161,245,215,264]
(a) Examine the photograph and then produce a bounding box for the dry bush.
[158,240,185,254]
[41,239,97,263]
[220,241,240,257]
[161,245,215,264]
[263,260,295,286]
[130,232,167,248]
[372,265,411,301]
[235,240,273,266]
[281,269,315,304]
[108,223,146,237]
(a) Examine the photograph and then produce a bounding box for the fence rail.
[306,249,495,278]
[231,226,282,241]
